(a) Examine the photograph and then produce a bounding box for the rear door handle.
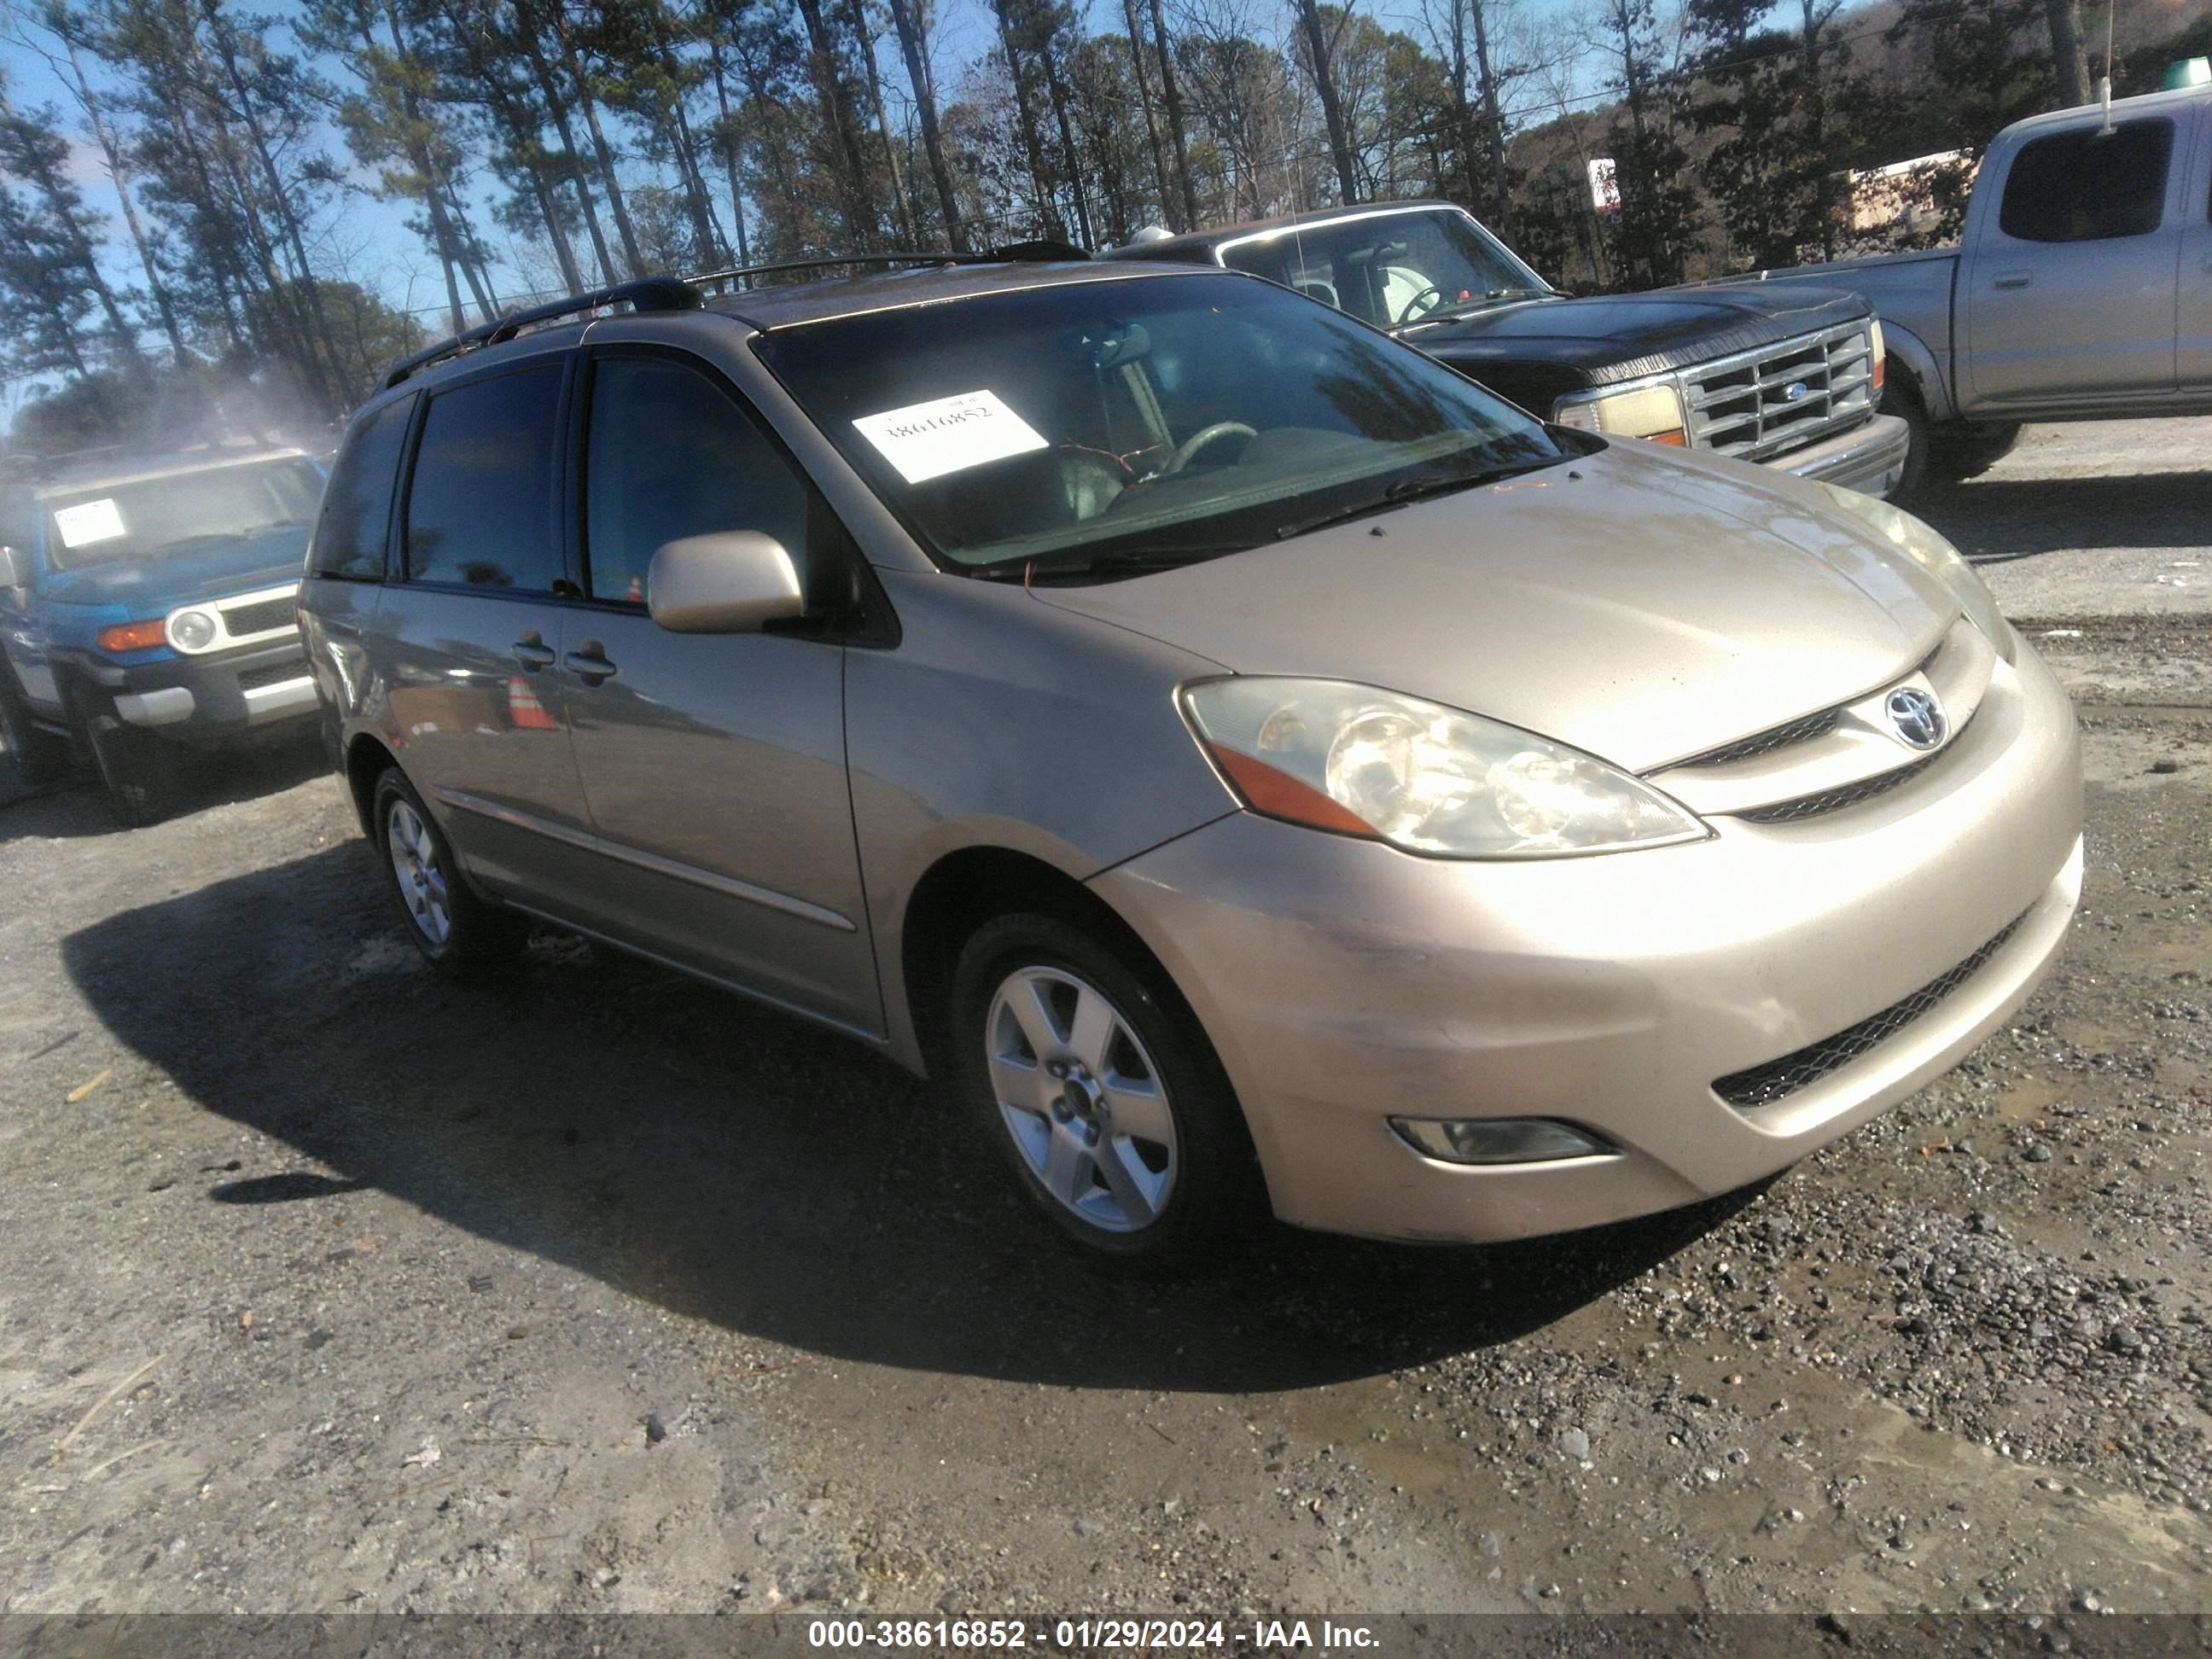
[563,643,618,685]
[1993,271,2032,290]
[511,635,556,671]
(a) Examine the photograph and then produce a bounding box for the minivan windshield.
[41,456,324,572]
[1219,207,1551,329]
[754,272,1568,579]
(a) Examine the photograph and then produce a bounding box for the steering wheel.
[1164,422,1257,475]
[1394,283,1447,326]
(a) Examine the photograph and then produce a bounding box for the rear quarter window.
[309,393,416,579]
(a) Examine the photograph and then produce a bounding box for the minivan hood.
[1027,443,1956,773]
[42,522,311,610]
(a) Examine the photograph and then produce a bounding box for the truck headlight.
[1552,383,1686,445]
[1816,483,2015,662]
[1180,678,1708,859]
[166,608,219,653]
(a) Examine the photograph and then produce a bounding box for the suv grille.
[1684,321,1878,461]
[221,595,297,637]
[1712,914,2027,1109]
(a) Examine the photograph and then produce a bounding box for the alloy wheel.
[386,799,452,946]
[984,965,1179,1232]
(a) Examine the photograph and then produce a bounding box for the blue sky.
[0,0,1604,417]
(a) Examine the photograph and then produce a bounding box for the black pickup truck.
[1103,201,1910,498]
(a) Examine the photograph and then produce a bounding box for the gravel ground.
[0,420,2206,1621]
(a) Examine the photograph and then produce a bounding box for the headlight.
[1551,383,1685,445]
[1815,483,2014,662]
[166,608,219,653]
[1179,678,1708,859]
[1869,317,1885,393]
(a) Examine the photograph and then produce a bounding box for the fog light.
[1390,1115,1615,1165]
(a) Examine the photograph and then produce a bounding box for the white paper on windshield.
[853,390,1048,486]
[53,498,127,548]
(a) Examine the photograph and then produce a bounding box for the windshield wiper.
[1406,287,1553,327]
[1269,457,1560,544]
[969,539,1258,584]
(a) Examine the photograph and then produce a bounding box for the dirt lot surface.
[1,420,2207,1621]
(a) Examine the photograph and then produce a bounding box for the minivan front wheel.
[372,768,524,974]
[950,913,1260,1269]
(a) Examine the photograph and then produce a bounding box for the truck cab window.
[1998,119,2174,243]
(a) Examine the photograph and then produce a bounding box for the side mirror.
[0,544,23,589]
[646,531,805,635]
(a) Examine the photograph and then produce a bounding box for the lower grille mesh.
[1712,913,2028,1109]
[1735,753,1939,824]
[236,659,307,691]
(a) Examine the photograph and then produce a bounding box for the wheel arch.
[1880,321,1953,423]
[344,731,399,840]
[896,844,1199,1086]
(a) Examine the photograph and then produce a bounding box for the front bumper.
[1772,412,1911,498]
[1090,643,2082,1243]
[84,637,318,744]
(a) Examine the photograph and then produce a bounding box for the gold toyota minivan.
[299,256,2082,1268]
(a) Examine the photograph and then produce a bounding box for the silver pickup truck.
[1715,80,2212,495]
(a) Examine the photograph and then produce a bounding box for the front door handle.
[511,633,556,671]
[563,643,618,685]
[1993,271,2032,290]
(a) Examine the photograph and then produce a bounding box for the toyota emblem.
[1885,686,1947,750]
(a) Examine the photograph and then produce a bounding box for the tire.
[370,766,527,975]
[1879,367,1930,502]
[1926,421,2023,484]
[0,675,70,787]
[947,911,1265,1272]
[73,689,175,827]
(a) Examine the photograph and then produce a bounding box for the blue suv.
[0,443,327,824]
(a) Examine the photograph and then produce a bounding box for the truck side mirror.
[646,531,805,634]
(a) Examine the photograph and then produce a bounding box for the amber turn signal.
[96,619,167,654]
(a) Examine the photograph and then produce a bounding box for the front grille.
[221,595,297,637]
[1684,321,1877,461]
[1734,754,1939,824]
[1712,914,2028,1109]
[1677,707,1841,769]
[236,659,307,691]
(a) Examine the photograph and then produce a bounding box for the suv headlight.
[1816,483,2014,662]
[1180,678,1708,859]
[166,607,219,653]
[1551,383,1686,445]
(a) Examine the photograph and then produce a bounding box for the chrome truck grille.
[1683,321,1878,462]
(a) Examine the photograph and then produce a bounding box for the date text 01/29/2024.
[804,1619,1382,1651]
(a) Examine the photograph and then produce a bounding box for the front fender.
[848,568,1239,1070]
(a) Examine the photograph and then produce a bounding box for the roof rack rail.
[381,276,704,391]
[686,240,1091,294]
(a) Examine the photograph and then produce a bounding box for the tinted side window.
[1998,119,2174,242]
[582,357,810,606]
[405,363,564,590]
[310,393,415,579]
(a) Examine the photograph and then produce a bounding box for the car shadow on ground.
[0,733,327,843]
[1914,470,2212,562]
[62,843,1766,1393]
